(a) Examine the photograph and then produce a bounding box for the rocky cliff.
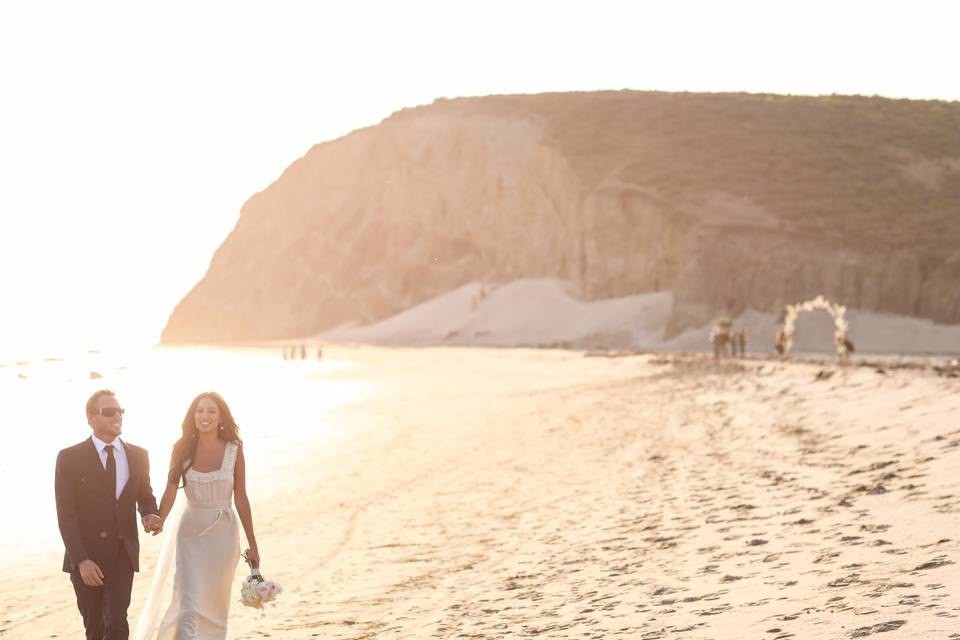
[161,91,960,344]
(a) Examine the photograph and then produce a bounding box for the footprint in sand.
[913,556,954,571]
[850,619,906,637]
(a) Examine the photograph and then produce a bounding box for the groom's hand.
[142,514,162,535]
[78,559,104,587]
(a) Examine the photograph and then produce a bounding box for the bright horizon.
[1,0,957,358]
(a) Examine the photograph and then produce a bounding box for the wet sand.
[5,347,959,638]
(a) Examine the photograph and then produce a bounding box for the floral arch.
[780,295,850,358]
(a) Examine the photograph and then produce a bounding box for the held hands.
[78,559,105,587]
[142,514,163,536]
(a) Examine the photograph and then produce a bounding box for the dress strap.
[222,441,239,475]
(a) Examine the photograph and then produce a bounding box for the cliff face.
[161,91,960,343]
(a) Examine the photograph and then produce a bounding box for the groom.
[55,389,162,640]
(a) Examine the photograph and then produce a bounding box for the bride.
[136,391,260,639]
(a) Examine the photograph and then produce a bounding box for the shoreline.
[158,340,960,375]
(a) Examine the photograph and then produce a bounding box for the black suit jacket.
[55,437,160,573]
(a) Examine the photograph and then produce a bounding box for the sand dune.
[320,278,960,356]
[320,279,673,348]
[8,347,959,638]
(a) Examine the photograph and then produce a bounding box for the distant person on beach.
[835,330,854,364]
[775,329,786,356]
[710,318,733,359]
[737,328,747,357]
[55,389,162,640]
[138,392,261,638]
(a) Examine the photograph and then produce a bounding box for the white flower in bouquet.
[239,549,284,612]
[240,578,260,607]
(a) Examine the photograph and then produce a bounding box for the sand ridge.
[319,278,960,355]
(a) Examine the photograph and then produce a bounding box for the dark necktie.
[105,444,117,500]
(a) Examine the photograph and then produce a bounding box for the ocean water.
[0,345,370,560]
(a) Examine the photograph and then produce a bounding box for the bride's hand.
[245,547,261,569]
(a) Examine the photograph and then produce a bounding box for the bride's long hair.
[167,391,242,487]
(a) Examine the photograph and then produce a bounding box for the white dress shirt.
[91,434,130,499]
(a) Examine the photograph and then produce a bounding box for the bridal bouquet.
[240,549,283,611]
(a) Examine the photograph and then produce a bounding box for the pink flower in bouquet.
[255,582,274,601]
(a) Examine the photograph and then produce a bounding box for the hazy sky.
[1,0,957,355]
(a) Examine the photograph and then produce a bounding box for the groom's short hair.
[86,389,116,417]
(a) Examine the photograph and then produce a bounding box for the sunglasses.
[93,407,125,417]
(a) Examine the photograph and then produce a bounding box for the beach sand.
[5,346,959,638]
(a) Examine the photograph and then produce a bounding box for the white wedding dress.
[138,442,241,640]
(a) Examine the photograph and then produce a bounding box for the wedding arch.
[780,295,850,357]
